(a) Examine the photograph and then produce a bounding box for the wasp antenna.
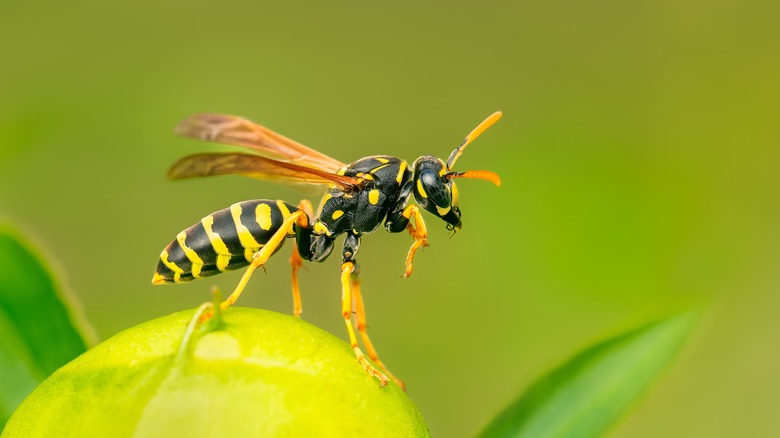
[446,111,503,170]
[447,170,502,186]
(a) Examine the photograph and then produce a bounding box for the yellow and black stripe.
[152,199,299,284]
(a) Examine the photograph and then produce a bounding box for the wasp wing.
[168,152,360,190]
[174,113,345,173]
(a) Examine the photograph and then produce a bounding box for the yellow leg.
[288,199,314,318]
[402,205,429,278]
[289,250,304,318]
[352,274,405,390]
[199,210,307,322]
[341,262,388,387]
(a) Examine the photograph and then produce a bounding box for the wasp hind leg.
[199,209,310,322]
[289,199,314,318]
[289,249,304,317]
[351,264,405,389]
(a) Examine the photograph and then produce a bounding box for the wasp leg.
[341,261,389,387]
[401,205,429,278]
[351,266,405,389]
[289,200,314,318]
[289,250,304,318]
[198,210,309,323]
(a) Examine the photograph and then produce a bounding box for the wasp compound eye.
[417,170,451,208]
[411,169,461,228]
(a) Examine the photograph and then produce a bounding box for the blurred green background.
[1,1,778,436]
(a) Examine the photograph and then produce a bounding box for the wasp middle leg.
[351,264,405,389]
[340,232,389,386]
[289,199,314,318]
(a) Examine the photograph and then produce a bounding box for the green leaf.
[0,225,93,427]
[478,313,697,438]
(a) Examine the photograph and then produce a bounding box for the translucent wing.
[174,113,346,173]
[168,152,360,190]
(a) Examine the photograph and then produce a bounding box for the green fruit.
[3,307,430,437]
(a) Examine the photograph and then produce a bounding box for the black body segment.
[153,199,300,284]
[313,155,412,239]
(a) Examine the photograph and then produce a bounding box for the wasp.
[152,111,502,387]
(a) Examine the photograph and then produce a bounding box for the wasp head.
[410,112,504,233]
[411,155,463,231]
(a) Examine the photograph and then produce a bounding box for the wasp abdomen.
[152,199,298,284]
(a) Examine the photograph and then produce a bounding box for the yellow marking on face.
[332,209,344,220]
[416,179,428,198]
[376,157,389,164]
[160,250,184,283]
[451,182,460,206]
[230,203,262,258]
[256,203,273,230]
[436,205,451,216]
[396,161,407,184]
[314,221,330,236]
[368,189,380,205]
[438,158,448,176]
[177,231,204,279]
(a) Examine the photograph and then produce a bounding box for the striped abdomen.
[152,199,300,284]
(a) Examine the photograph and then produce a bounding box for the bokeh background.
[2,1,778,436]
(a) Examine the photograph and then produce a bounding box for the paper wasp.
[152,111,502,387]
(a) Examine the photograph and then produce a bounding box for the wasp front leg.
[401,205,429,277]
[386,204,429,278]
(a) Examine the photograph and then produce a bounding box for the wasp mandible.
[152,111,503,388]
